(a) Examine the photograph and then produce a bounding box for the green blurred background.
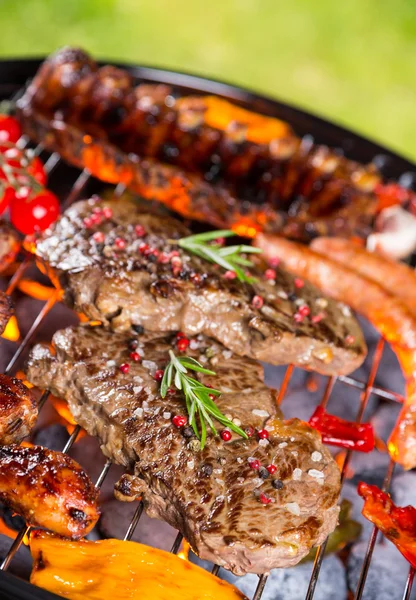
[1,0,415,160]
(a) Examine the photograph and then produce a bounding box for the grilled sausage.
[254,233,416,470]
[0,375,38,444]
[311,237,416,313]
[0,445,100,538]
[16,47,381,242]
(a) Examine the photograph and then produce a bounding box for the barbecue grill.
[0,57,415,600]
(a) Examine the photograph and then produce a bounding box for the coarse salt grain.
[279,442,288,448]
[308,469,324,479]
[285,502,301,516]
[233,418,241,427]
[142,360,158,372]
[214,468,223,475]
[216,495,225,502]
[237,477,245,484]
[316,297,328,308]
[252,409,270,418]
[277,290,288,300]
[199,355,208,364]
[187,460,195,469]
[292,468,302,481]
[133,386,143,394]
[237,457,243,464]
[311,451,322,462]
[259,439,269,447]
[106,360,116,367]
[222,350,233,359]
[134,407,143,418]
[163,412,171,420]
[189,340,199,350]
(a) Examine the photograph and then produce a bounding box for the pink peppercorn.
[294,278,304,289]
[172,415,187,428]
[135,224,146,237]
[224,270,237,280]
[129,352,141,362]
[249,459,260,470]
[293,312,304,323]
[177,337,190,352]
[220,429,232,442]
[298,305,310,317]
[115,237,126,249]
[258,429,269,440]
[83,217,93,228]
[92,231,105,243]
[119,363,130,374]
[154,369,164,382]
[259,493,272,505]
[269,257,280,267]
[102,207,113,219]
[265,269,276,280]
[252,295,264,309]
[266,464,277,474]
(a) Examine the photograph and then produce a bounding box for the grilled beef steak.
[30,197,366,376]
[0,290,13,335]
[17,47,379,242]
[27,325,341,575]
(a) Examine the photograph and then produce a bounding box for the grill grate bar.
[5,258,30,295]
[253,574,268,600]
[43,152,61,175]
[402,568,415,600]
[338,374,404,404]
[170,533,184,554]
[124,503,144,542]
[5,290,60,375]
[62,169,91,210]
[353,459,395,599]
[305,337,385,600]
[211,565,220,576]
[95,459,112,489]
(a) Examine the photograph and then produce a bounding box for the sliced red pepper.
[358,482,416,568]
[309,406,375,452]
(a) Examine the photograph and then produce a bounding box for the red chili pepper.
[358,482,416,568]
[309,406,375,452]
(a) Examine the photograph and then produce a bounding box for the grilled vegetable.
[254,233,416,470]
[30,531,248,600]
[309,406,375,452]
[0,445,100,538]
[358,482,416,568]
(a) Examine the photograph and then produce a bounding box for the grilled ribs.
[27,325,341,574]
[30,196,366,376]
[0,374,38,444]
[17,47,380,241]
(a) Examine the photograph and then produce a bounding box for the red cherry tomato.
[0,115,21,147]
[10,189,60,234]
[0,151,47,214]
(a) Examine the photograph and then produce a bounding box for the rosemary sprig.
[160,350,248,449]
[178,229,262,283]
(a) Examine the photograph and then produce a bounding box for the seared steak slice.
[0,290,13,335]
[30,197,366,376]
[27,325,341,575]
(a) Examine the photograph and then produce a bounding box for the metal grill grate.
[0,99,415,600]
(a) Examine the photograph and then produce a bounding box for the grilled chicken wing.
[0,290,13,335]
[0,445,100,538]
[0,220,20,273]
[0,374,38,444]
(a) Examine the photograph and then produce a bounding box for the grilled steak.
[0,290,13,335]
[30,197,366,376]
[0,220,19,273]
[27,325,341,575]
[17,47,379,242]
